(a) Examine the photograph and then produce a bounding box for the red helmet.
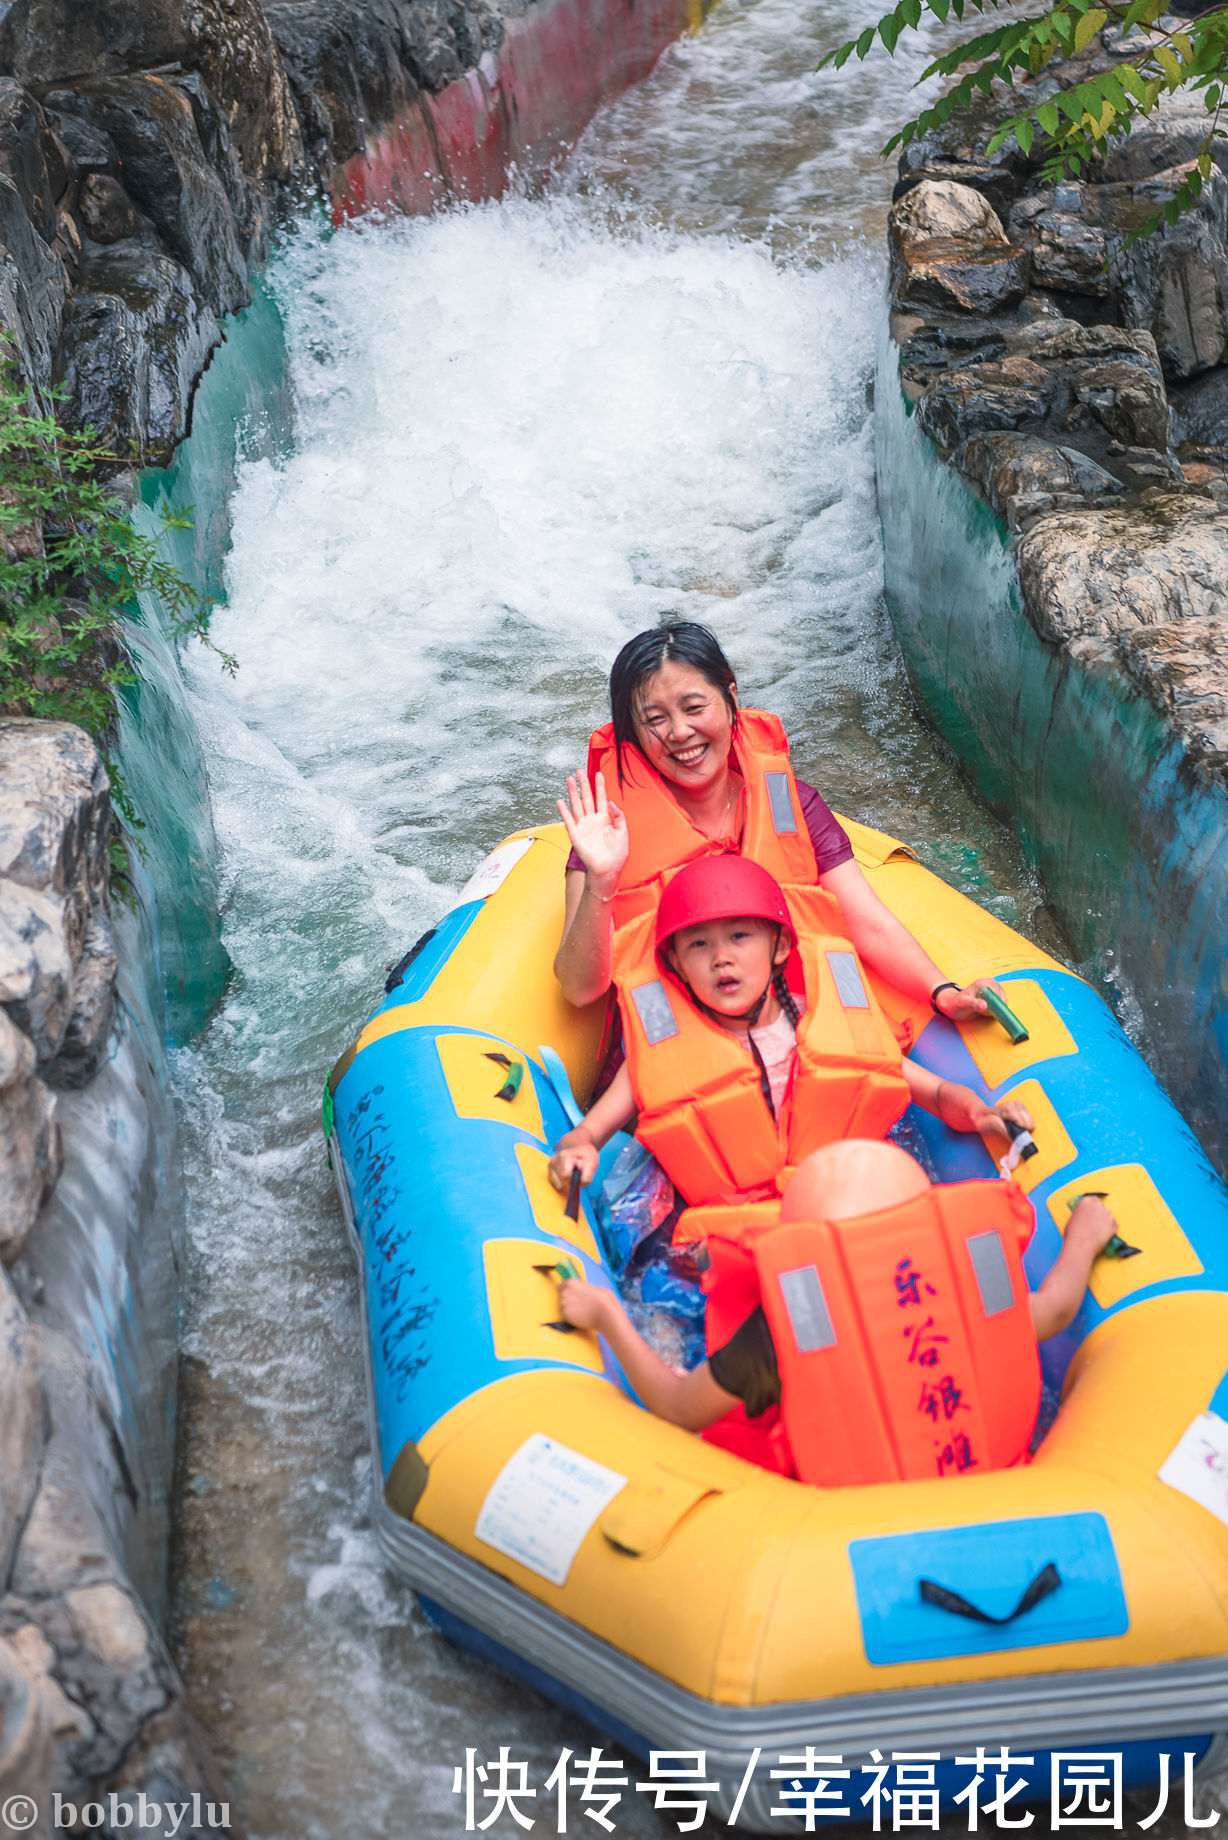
[655,855,796,954]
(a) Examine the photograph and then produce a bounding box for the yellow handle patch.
[1048,1165,1204,1307]
[982,1079,1077,1195]
[515,1142,600,1260]
[482,1239,605,1371]
[959,980,1077,1090]
[437,1033,545,1140]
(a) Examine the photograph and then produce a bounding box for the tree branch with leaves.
[821,0,1228,242]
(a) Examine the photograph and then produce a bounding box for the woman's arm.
[1029,1196,1118,1340]
[902,1062,1035,1144]
[820,858,1001,1023]
[547,1063,636,1190]
[559,1280,737,1430]
[553,771,628,1006]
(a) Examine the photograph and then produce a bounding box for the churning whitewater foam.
[168,1,1043,1832]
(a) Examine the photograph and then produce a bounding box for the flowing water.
[166,2,1076,1832]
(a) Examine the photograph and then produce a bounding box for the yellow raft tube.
[324,818,1228,1825]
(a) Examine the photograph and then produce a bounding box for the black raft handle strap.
[919,1561,1061,1625]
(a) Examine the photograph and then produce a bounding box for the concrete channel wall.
[876,38,1228,1175]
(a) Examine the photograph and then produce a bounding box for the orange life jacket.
[702,1179,1040,1486]
[587,709,819,937]
[616,886,911,1207]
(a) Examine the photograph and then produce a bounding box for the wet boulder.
[1018,492,1228,645]
[0,0,301,213]
[76,173,148,246]
[0,722,116,1089]
[0,879,73,1070]
[55,243,219,464]
[1107,166,1228,381]
[889,180,1030,316]
[0,168,67,388]
[0,79,63,244]
[893,160,1019,228]
[1009,188,1109,298]
[916,321,1170,467]
[49,76,247,320]
[916,352,1055,450]
[0,1007,60,1260]
[957,431,1123,528]
[1117,611,1228,775]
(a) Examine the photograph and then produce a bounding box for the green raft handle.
[1065,1192,1141,1260]
[983,986,1030,1045]
[485,1052,524,1103]
[920,1562,1061,1625]
[534,1256,581,1333]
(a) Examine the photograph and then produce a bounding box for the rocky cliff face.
[887,41,1228,790]
[0,0,511,464]
[0,718,237,1833]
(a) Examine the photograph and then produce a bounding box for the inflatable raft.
[324,817,1228,1826]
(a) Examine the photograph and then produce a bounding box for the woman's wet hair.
[609,621,738,780]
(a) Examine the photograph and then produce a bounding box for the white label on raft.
[475,1434,627,1586]
[1158,1412,1228,1527]
[456,837,534,906]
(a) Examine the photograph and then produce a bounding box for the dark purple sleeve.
[795,779,853,875]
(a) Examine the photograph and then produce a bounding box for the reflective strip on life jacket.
[587,709,820,936]
[705,1179,1040,1486]
[616,886,911,1207]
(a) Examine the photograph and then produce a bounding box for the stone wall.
[0,718,236,1835]
[879,34,1228,1166]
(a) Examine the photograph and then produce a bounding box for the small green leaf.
[1097,70,1129,111]
[1155,47,1183,88]
[1165,197,1180,224]
[856,26,875,56]
[1056,88,1085,122]
[1172,30,1193,59]
[1073,7,1107,51]
[900,0,922,28]
[1119,64,1148,102]
[1038,100,1061,133]
[1052,9,1073,44]
[1016,116,1035,153]
[880,11,903,53]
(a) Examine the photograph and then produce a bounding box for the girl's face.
[633,660,737,795]
[666,916,789,1021]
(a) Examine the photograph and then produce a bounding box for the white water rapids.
[167,0,1068,1832]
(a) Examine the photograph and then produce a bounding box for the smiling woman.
[553,621,1004,1036]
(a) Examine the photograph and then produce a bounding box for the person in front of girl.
[547,853,1032,1216]
[552,1138,1118,1485]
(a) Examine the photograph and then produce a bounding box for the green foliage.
[0,337,225,897]
[819,0,1228,242]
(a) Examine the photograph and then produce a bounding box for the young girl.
[548,855,1031,1207]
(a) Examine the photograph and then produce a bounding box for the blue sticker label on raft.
[850,1511,1128,1665]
